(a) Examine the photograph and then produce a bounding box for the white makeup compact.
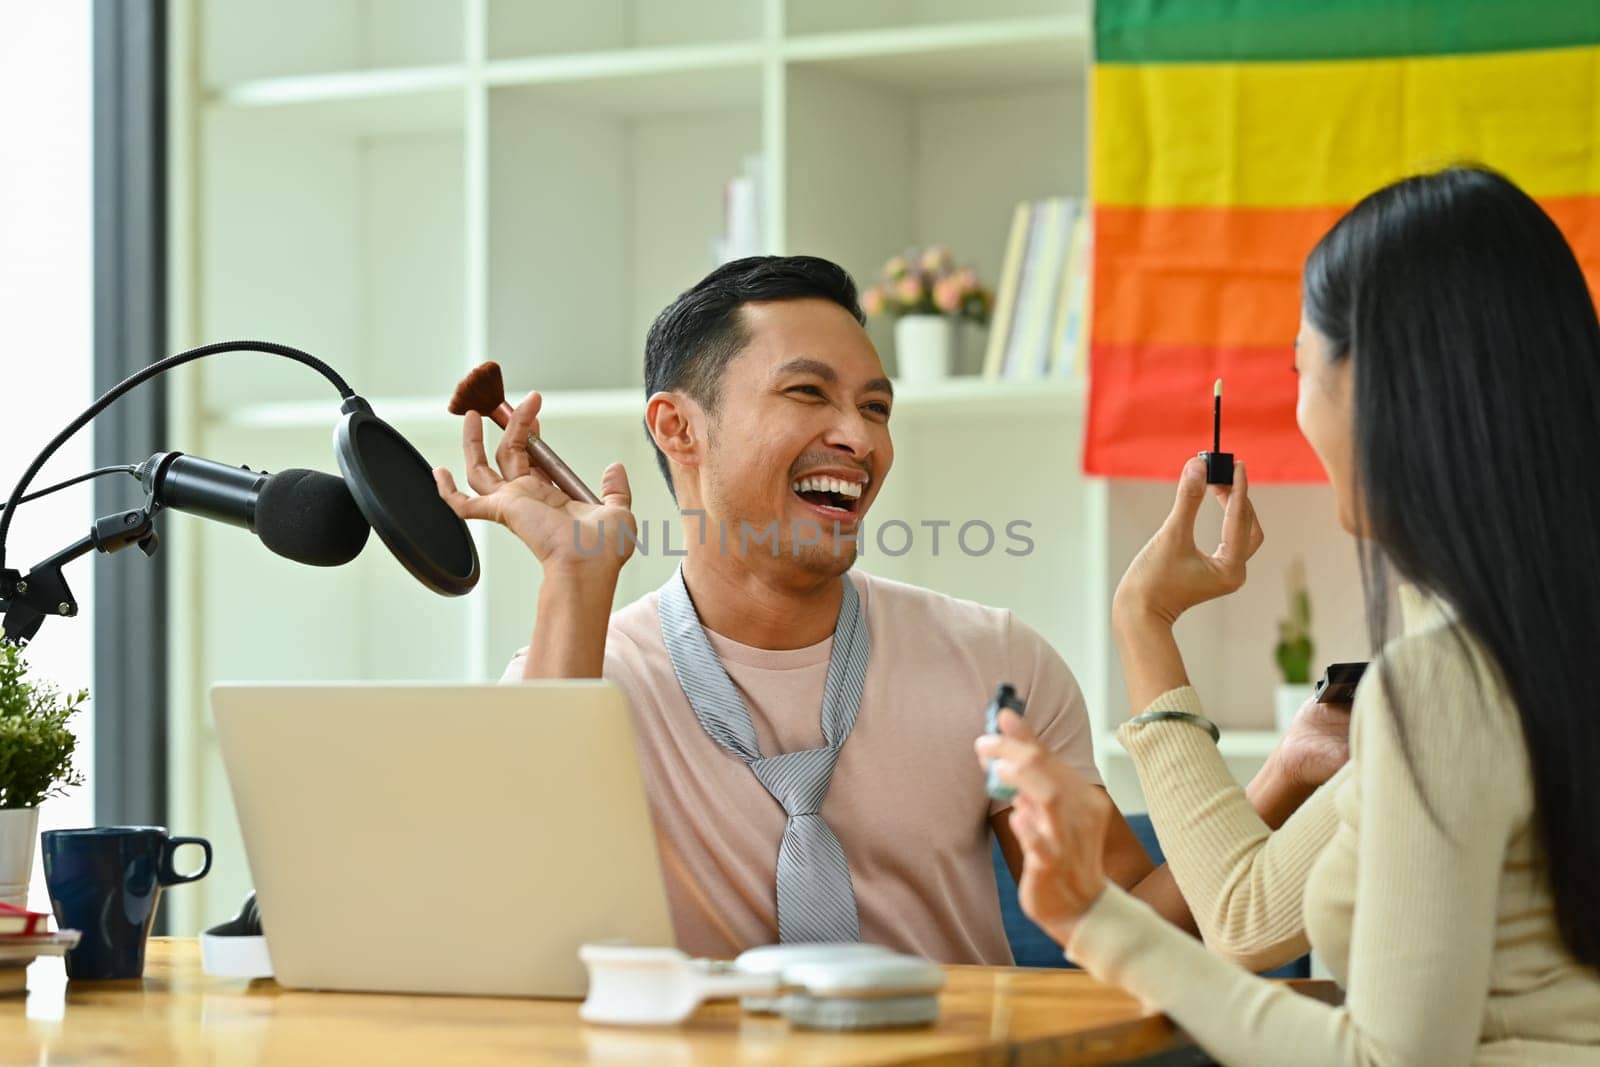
[579,942,945,1030]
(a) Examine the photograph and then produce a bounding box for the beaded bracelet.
[1127,709,1221,743]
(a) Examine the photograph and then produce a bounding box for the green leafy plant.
[0,642,86,809]
[1274,558,1314,685]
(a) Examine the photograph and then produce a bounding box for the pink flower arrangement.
[861,245,992,325]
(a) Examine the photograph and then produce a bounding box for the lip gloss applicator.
[1199,377,1234,485]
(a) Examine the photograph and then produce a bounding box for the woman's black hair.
[1303,165,1600,968]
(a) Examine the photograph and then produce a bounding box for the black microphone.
[136,452,370,567]
[1,342,480,647]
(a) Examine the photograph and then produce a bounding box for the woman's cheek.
[1295,377,1315,444]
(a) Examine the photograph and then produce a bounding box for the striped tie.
[657,566,867,943]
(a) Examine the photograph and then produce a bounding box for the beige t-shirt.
[503,569,1099,963]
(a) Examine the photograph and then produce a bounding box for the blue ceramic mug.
[41,826,212,980]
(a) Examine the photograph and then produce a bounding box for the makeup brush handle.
[527,434,603,505]
[474,395,600,503]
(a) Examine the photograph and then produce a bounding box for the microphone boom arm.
[0,497,162,646]
[0,340,354,599]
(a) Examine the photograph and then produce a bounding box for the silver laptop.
[211,681,675,998]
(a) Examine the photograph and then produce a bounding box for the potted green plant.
[862,246,993,382]
[1273,558,1316,733]
[0,642,86,906]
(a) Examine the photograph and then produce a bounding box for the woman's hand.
[1113,456,1265,628]
[433,390,637,575]
[975,711,1113,944]
[1271,693,1352,792]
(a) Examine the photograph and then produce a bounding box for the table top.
[0,938,1211,1066]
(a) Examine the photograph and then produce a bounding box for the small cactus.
[1274,559,1314,685]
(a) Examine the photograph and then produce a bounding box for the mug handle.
[160,836,213,886]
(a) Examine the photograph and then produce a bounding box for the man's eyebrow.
[774,359,894,398]
[774,358,837,381]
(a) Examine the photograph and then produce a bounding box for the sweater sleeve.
[1117,685,1343,969]
[1068,634,1520,1066]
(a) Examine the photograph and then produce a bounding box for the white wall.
[0,0,96,910]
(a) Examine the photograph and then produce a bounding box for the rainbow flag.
[1084,1,1600,481]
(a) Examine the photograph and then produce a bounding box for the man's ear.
[646,391,700,472]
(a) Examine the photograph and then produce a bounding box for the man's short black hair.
[642,255,865,495]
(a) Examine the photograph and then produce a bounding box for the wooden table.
[0,939,1226,1066]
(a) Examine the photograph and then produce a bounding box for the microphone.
[136,452,370,567]
[1,341,480,647]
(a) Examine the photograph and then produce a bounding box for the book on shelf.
[982,201,1034,380]
[983,196,1094,382]
[714,154,766,265]
[1052,206,1093,379]
[1007,197,1071,379]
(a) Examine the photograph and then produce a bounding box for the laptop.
[211,681,676,998]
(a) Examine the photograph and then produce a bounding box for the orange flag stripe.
[1094,196,1600,348]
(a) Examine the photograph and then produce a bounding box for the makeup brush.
[1199,377,1234,485]
[447,362,602,504]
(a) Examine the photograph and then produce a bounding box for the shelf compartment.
[486,70,764,394]
[201,0,464,87]
[199,100,466,409]
[486,0,763,61]
[784,16,1089,93]
[788,0,1077,37]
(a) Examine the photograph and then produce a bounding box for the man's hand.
[433,389,636,575]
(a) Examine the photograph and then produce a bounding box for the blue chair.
[992,812,1311,978]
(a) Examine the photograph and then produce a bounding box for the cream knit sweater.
[1067,589,1600,1065]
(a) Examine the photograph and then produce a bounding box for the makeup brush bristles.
[447,361,507,416]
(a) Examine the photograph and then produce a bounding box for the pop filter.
[334,397,479,596]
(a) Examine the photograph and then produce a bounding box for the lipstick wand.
[1213,377,1222,454]
[1201,377,1234,485]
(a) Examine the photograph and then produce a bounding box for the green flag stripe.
[1096,0,1600,64]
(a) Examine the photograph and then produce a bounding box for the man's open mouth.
[790,475,865,518]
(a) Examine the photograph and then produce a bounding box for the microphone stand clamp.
[0,484,164,646]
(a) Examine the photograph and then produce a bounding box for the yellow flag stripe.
[1094,44,1600,208]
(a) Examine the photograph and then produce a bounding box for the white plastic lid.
[199,929,274,979]
[733,942,893,976]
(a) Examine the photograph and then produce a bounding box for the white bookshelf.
[163,0,1364,934]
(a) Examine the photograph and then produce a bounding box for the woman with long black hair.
[978,166,1600,1063]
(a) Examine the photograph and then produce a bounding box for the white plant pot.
[1275,683,1318,735]
[894,314,956,383]
[0,807,40,907]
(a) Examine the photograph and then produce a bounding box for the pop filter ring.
[335,397,479,597]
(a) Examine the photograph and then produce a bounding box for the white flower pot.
[895,314,955,383]
[1275,683,1318,735]
[0,807,40,907]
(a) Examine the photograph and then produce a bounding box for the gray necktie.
[657,566,868,943]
